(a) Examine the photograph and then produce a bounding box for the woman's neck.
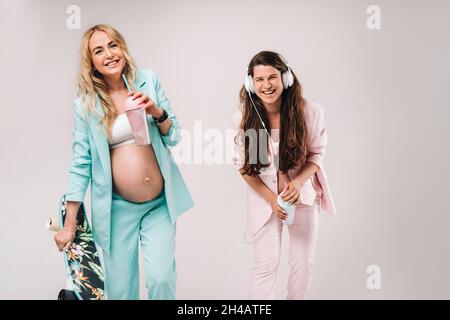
[263,99,282,117]
[103,74,126,93]
[263,101,281,129]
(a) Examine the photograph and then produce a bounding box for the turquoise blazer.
[66,68,194,255]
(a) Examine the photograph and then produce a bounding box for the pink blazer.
[232,98,336,240]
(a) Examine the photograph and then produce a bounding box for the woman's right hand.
[269,195,287,221]
[53,227,76,252]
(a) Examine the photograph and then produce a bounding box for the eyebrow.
[254,74,279,80]
[92,41,115,53]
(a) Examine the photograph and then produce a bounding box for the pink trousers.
[249,200,320,300]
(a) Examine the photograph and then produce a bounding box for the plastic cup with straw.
[122,74,151,145]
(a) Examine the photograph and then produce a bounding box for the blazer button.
[272,179,276,184]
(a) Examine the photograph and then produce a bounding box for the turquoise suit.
[65,68,193,299]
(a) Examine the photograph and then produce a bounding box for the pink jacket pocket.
[296,177,317,206]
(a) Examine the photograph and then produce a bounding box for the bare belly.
[110,143,164,203]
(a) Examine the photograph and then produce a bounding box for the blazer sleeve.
[306,103,328,169]
[66,100,92,202]
[152,72,181,147]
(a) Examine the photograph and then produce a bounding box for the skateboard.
[47,194,105,300]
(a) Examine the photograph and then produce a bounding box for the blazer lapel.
[89,95,112,185]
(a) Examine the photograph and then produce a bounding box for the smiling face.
[89,30,126,79]
[252,64,284,109]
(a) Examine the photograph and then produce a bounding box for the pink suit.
[232,98,336,299]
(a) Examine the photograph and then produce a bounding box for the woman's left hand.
[281,179,303,205]
[128,91,164,118]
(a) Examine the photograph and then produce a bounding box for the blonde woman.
[53,24,193,300]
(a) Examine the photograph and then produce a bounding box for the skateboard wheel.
[46,217,61,232]
[58,289,78,300]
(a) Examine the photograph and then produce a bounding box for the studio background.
[1,0,449,299]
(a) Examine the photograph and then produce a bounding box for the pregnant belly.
[110,143,164,203]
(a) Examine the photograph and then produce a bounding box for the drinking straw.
[122,74,131,92]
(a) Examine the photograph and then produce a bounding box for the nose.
[105,48,113,59]
[263,79,272,89]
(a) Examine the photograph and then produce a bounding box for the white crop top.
[109,113,135,149]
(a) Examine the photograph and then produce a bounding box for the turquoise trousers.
[103,190,176,300]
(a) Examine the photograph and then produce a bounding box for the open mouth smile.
[262,89,275,95]
[105,59,120,67]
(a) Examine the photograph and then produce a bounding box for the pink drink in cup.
[124,96,151,146]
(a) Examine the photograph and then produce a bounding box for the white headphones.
[244,63,294,94]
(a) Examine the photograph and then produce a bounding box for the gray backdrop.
[1,0,449,299]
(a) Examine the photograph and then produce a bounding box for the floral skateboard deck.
[52,194,105,300]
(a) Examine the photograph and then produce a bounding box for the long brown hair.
[77,24,137,141]
[238,51,308,176]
